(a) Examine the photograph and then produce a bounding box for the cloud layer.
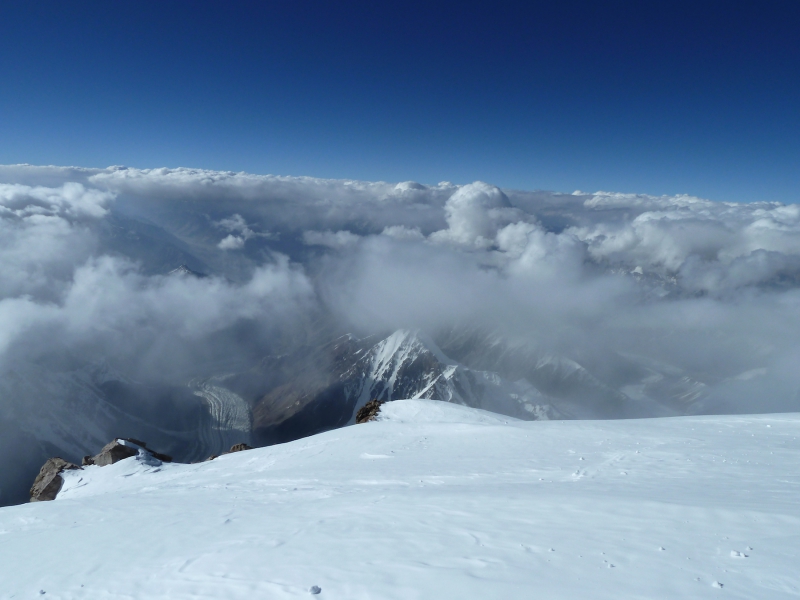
[1,164,799,419]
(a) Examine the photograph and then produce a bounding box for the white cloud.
[429,182,525,248]
[0,252,314,378]
[303,230,360,249]
[0,182,113,219]
[381,225,425,240]
[214,213,276,250]
[2,163,800,420]
[218,234,246,250]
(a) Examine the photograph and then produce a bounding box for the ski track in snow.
[1,400,800,599]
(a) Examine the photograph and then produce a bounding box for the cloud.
[0,183,114,302]
[218,234,246,250]
[303,230,360,249]
[3,163,800,432]
[0,181,113,220]
[381,225,425,241]
[215,213,277,250]
[0,253,314,379]
[429,181,524,248]
[87,167,454,235]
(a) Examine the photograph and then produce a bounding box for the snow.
[376,398,512,425]
[346,331,558,423]
[1,400,799,599]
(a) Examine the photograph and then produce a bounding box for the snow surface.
[1,399,799,599]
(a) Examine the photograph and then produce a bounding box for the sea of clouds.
[1,163,800,418]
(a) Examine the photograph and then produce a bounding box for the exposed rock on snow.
[227,443,253,453]
[206,442,254,461]
[33,439,172,501]
[83,438,172,467]
[29,458,80,502]
[355,399,385,423]
[82,440,136,466]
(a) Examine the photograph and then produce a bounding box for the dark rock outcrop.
[83,438,172,466]
[206,442,253,461]
[29,458,80,502]
[83,440,137,466]
[356,399,385,424]
[31,438,174,501]
[228,443,253,453]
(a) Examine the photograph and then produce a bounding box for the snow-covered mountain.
[2,400,797,599]
[434,327,712,418]
[241,329,561,447]
[340,330,558,420]
[0,327,724,506]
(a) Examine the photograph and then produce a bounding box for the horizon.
[1,2,798,203]
[0,162,792,207]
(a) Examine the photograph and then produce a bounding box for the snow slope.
[1,400,799,599]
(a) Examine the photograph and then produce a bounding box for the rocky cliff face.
[29,458,80,502]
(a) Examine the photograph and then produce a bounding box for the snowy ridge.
[2,401,798,599]
[375,398,515,425]
[342,330,559,422]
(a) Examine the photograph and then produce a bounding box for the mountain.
[1,400,797,598]
[231,329,560,446]
[337,330,557,419]
[434,327,710,418]
[0,326,722,507]
[0,359,249,505]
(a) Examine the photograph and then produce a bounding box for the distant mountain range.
[1,325,717,506]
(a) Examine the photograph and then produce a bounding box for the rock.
[31,438,173,500]
[309,585,321,594]
[90,440,139,466]
[85,438,172,467]
[227,443,253,453]
[205,443,253,461]
[30,458,80,502]
[355,399,385,424]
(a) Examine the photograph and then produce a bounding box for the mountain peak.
[167,265,206,278]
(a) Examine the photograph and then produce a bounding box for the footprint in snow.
[712,581,724,589]
[730,550,748,558]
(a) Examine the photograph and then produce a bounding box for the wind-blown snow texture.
[2,163,800,504]
[1,401,798,599]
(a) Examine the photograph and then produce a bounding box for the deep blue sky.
[1,1,798,202]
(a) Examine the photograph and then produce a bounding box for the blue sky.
[0,1,798,202]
